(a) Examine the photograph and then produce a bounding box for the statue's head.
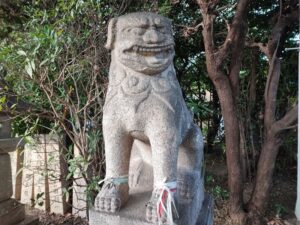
[106,12,175,75]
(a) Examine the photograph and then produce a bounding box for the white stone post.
[295,21,300,222]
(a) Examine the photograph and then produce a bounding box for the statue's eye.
[125,27,146,35]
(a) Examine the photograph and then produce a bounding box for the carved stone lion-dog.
[95,12,204,224]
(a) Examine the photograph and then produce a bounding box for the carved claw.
[145,190,178,224]
[95,195,121,213]
[95,182,129,213]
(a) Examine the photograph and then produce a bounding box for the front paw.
[95,194,122,213]
[145,189,178,224]
[95,182,129,213]
[146,200,160,224]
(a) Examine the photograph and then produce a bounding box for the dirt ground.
[36,155,297,225]
[205,155,297,225]
[38,212,88,225]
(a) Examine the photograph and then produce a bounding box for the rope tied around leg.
[154,181,179,225]
[96,175,129,212]
[98,175,129,187]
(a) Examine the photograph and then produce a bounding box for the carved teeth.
[131,45,173,54]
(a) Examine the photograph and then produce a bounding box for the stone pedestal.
[0,154,13,202]
[16,206,40,225]
[90,142,214,225]
[0,199,25,225]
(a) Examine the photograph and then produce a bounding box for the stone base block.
[0,199,25,225]
[89,192,213,225]
[0,154,13,202]
[16,206,39,225]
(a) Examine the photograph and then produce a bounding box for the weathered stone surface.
[0,116,12,139]
[72,144,88,218]
[21,134,69,214]
[92,12,211,225]
[197,194,214,225]
[16,206,39,225]
[0,154,13,202]
[16,217,39,225]
[0,138,24,154]
[0,199,25,225]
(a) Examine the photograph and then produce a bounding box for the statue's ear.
[105,18,117,50]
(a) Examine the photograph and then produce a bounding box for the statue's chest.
[121,74,173,95]
[105,71,180,114]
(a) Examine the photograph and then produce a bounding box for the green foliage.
[274,203,286,217]
[205,174,229,200]
[158,0,172,16]
[0,95,6,111]
[0,0,116,206]
[34,192,45,207]
[211,185,229,200]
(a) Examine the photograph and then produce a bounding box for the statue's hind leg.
[179,123,204,171]
[177,123,204,202]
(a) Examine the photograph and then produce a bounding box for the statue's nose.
[143,29,165,44]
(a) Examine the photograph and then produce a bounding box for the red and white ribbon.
[154,181,179,225]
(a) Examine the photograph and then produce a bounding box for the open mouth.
[130,44,174,55]
[123,44,174,66]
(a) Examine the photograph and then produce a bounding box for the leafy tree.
[0,0,126,207]
[195,0,298,224]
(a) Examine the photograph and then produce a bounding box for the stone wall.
[71,145,88,218]
[10,134,70,214]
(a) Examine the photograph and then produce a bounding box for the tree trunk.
[247,48,259,177]
[249,134,280,208]
[196,0,298,224]
[247,132,280,225]
[246,7,299,221]
[213,77,246,223]
[239,121,248,182]
[196,0,250,222]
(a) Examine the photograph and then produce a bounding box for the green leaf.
[0,96,6,104]
[66,173,73,180]
[25,63,33,78]
[39,59,49,67]
[30,60,35,71]
[17,50,27,56]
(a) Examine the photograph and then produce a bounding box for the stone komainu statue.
[95,12,205,225]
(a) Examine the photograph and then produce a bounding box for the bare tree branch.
[245,41,270,58]
[273,104,298,133]
[216,0,250,67]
